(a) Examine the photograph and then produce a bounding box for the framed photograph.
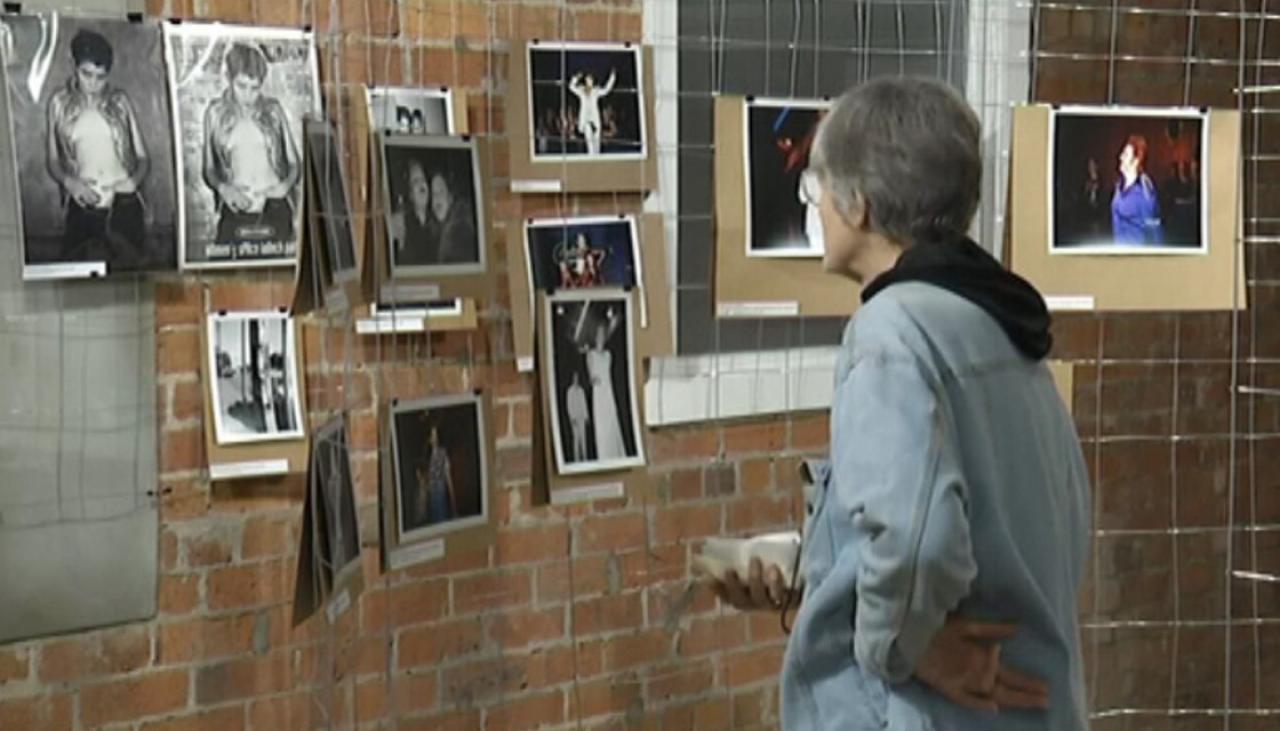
[545,288,645,475]
[1,14,177,278]
[1049,105,1207,255]
[206,310,305,445]
[367,86,454,135]
[163,22,320,269]
[390,394,489,545]
[527,41,646,162]
[304,118,358,285]
[744,98,829,258]
[378,134,486,278]
[312,415,361,587]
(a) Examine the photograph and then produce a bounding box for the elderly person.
[708,77,1090,730]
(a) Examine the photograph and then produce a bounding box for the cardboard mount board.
[713,96,860,318]
[293,121,364,316]
[377,392,498,572]
[1047,361,1074,416]
[199,313,310,480]
[1007,105,1245,312]
[506,42,659,194]
[507,211,674,371]
[361,132,499,306]
[532,291,650,503]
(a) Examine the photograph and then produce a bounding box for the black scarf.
[860,236,1053,360]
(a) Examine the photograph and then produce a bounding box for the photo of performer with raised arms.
[545,289,645,475]
[527,41,645,161]
[2,14,177,276]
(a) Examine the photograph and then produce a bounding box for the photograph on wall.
[163,22,319,269]
[744,98,829,258]
[305,118,357,285]
[545,288,645,475]
[390,394,488,543]
[524,215,640,292]
[206,311,304,445]
[1,14,177,277]
[379,134,485,278]
[367,86,453,135]
[1050,106,1206,255]
[527,41,645,161]
[312,415,361,586]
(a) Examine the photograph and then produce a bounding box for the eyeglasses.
[799,169,822,207]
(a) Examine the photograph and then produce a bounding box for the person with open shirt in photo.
[706,77,1091,730]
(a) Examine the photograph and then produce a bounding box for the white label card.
[550,482,625,505]
[23,262,107,281]
[389,539,445,570]
[1044,295,1096,312]
[716,301,801,318]
[209,459,291,481]
[511,179,563,194]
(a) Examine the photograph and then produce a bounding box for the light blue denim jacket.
[781,282,1091,730]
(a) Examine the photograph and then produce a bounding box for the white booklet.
[693,530,802,587]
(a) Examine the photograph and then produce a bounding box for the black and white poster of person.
[1,14,177,277]
[206,311,304,445]
[527,41,645,161]
[312,416,360,581]
[1050,106,1206,255]
[380,135,486,278]
[745,98,829,258]
[163,23,319,269]
[390,394,488,543]
[367,86,453,135]
[546,289,645,475]
[304,119,358,284]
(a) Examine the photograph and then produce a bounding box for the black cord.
[779,529,804,635]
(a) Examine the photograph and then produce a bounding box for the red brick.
[722,421,787,456]
[453,570,534,615]
[185,532,234,568]
[667,468,703,502]
[0,647,28,684]
[572,675,643,720]
[725,645,786,687]
[161,480,209,522]
[39,629,151,684]
[241,516,292,560]
[726,496,795,534]
[598,629,670,672]
[512,400,533,438]
[159,578,202,617]
[649,427,719,464]
[679,614,749,657]
[0,695,72,731]
[482,689,564,730]
[170,379,204,424]
[81,669,189,728]
[140,705,246,731]
[256,0,301,27]
[572,592,645,637]
[495,525,570,565]
[648,658,716,701]
[535,555,610,603]
[789,413,830,451]
[157,611,274,665]
[363,579,449,630]
[487,607,566,649]
[398,619,487,669]
[398,708,483,731]
[195,653,289,705]
[653,503,722,544]
[156,281,202,328]
[740,459,774,495]
[206,561,290,611]
[247,693,312,730]
[576,512,646,554]
[161,426,205,474]
[158,327,201,375]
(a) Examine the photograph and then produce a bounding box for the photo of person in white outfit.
[566,371,590,462]
[568,69,615,156]
[527,42,645,160]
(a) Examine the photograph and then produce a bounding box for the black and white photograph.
[379,134,486,277]
[2,14,177,278]
[312,416,360,582]
[163,23,320,269]
[745,98,829,258]
[1050,106,1206,255]
[545,289,645,475]
[305,118,358,285]
[390,394,488,543]
[206,311,305,445]
[527,41,645,161]
[367,86,453,135]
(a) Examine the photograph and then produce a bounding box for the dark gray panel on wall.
[676,0,968,355]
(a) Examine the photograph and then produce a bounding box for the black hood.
[861,236,1053,360]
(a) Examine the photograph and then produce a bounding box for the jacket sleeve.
[833,346,977,684]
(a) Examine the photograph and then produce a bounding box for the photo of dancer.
[524,215,639,294]
[745,98,829,257]
[390,395,488,542]
[1051,106,1206,254]
[164,23,319,268]
[206,311,304,445]
[312,416,359,580]
[2,14,177,276]
[367,86,452,135]
[546,289,645,475]
[527,41,645,161]
[380,135,485,276]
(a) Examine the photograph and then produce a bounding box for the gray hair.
[811,76,982,245]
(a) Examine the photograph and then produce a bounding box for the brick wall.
[2,1,1277,730]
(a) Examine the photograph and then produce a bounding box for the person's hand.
[219,184,253,213]
[708,557,793,612]
[66,177,100,207]
[914,619,1050,713]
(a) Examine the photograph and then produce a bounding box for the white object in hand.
[693,530,801,587]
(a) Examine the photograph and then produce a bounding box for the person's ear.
[848,191,872,232]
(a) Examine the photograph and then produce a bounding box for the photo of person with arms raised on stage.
[528,41,645,160]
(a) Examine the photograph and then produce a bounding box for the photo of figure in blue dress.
[1051,108,1204,254]
[391,396,487,540]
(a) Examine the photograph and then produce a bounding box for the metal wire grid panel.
[1030,1,1280,728]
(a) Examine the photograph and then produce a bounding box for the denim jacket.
[781,282,1090,730]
